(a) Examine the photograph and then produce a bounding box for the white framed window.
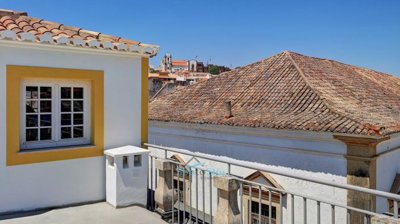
[20,79,91,150]
[250,201,277,224]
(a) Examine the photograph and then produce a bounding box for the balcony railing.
[250,213,276,224]
[146,143,400,224]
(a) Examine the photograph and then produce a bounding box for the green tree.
[208,65,220,75]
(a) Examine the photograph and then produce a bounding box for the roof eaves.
[0,36,155,59]
[0,28,159,57]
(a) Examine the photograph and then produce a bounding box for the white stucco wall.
[0,43,143,213]
[149,121,349,223]
[376,134,400,213]
[149,121,347,175]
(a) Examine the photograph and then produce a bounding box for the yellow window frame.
[6,65,104,166]
[141,57,149,147]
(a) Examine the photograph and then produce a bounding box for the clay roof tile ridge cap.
[284,51,365,132]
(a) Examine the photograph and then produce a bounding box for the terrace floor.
[0,202,167,224]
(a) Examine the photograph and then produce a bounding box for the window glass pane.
[23,84,89,147]
[26,129,38,141]
[251,201,277,219]
[61,101,71,112]
[73,101,84,112]
[134,155,142,167]
[122,156,129,168]
[61,87,72,99]
[251,201,259,213]
[40,87,52,99]
[61,127,72,139]
[40,114,52,127]
[40,101,52,113]
[73,126,84,138]
[26,87,38,99]
[40,128,52,140]
[73,114,83,125]
[26,115,38,127]
[61,114,72,126]
[26,101,38,113]
[73,88,83,99]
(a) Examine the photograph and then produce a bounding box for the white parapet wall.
[149,121,348,175]
[149,146,348,224]
[149,121,352,223]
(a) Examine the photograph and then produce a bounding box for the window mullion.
[22,83,27,144]
[54,83,60,143]
[21,80,91,150]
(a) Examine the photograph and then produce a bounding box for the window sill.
[18,144,97,154]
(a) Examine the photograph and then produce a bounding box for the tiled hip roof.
[149,51,400,136]
[172,60,188,67]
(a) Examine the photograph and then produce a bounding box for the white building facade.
[0,9,158,214]
[149,121,400,223]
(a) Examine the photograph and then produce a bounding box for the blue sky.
[1,0,399,76]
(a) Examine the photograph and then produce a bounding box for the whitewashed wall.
[149,121,349,223]
[0,44,143,213]
[149,121,348,175]
[376,134,400,213]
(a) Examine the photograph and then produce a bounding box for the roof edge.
[0,38,155,58]
[0,15,160,57]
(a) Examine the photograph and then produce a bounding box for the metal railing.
[146,143,400,224]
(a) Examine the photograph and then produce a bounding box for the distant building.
[171,60,188,73]
[160,53,172,72]
[159,53,229,74]
[148,71,211,100]
[153,53,221,100]
[160,53,188,73]
[189,59,205,72]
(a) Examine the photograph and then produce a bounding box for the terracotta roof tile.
[149,51,400,136]
[172,60,188,67]
[36,26,50,34]
[2,19,14,27]
[17,20,29,28]
[22,25,34,32]
[31,22,44,29]
[0,16,12,23]
[0,9,158,55]
[5,22,18,30]
[11,27,23,34]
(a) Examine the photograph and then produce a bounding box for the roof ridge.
[284,51,315,92]
[286,51,397,78]
[352,66,400,96]
[0,9,27,18]
[284,51,365,129]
